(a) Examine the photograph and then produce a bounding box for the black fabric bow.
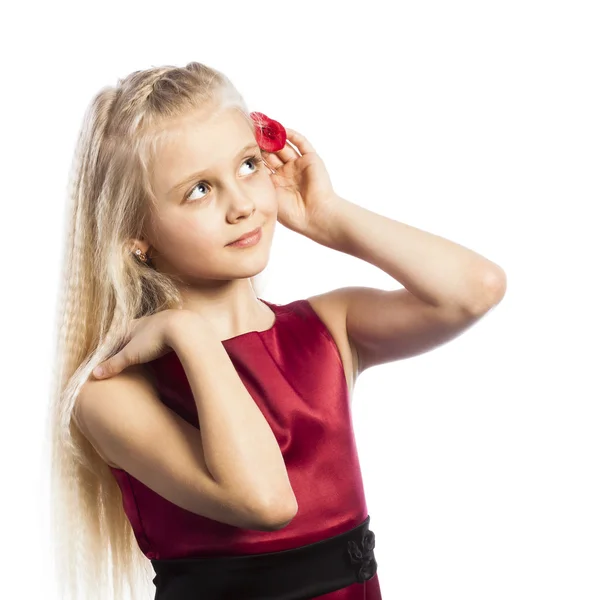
[347,529,377,582]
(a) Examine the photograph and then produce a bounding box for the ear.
[128,237,151,256]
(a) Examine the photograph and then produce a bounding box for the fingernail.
[93,366,105,378]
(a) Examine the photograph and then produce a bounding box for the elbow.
[254,494,298,531]
[467,267,507,316]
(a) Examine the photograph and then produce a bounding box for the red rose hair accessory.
[250,112,287,152]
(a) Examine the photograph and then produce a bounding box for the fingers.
[93,352,127,379]
[284,128,315,155]
[93,364,108,379]
[274,140,300,163]
[262,127,315,171]
[261,151,284,173]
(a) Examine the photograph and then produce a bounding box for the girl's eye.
[185,154,263,203]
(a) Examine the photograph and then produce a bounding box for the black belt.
[150,514,377,600]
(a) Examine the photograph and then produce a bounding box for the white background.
[2,0,599,598]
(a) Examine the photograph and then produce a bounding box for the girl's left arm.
[308,196,507,373]
[263,126,506,374]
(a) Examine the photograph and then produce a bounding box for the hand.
[261,128,342,238]
[92,309,200,379]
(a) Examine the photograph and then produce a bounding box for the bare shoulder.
[305,290,358,397]
[74,364,156,468]
[77,363,156,410]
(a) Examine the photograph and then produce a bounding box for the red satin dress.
[109,298,382,599]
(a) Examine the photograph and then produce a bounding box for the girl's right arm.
[75,313,297,532]
[166,313,298,523]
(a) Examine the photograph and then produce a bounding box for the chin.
[224,235,271,269]
[228,260,270,282]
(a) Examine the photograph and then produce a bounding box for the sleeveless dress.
[109,298,382,599]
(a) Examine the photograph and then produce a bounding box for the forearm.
[311,196,506,312]
[166,316,296,516]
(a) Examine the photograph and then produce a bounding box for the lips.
[228,227,261,245]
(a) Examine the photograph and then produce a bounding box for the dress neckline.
[220,298,278,343]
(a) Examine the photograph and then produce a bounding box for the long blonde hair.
[45,61,264,600]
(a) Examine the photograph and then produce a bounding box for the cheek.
[153,218,216,260]
[256,177,278,213]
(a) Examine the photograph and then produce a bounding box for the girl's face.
[143,106,277,284]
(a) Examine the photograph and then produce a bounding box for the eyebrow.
[168,142,260,196]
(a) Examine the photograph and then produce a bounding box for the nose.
[225,183,256,222]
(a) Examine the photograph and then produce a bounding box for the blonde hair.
[45,61,264,600]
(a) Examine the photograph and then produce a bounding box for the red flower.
[250,111,287,152]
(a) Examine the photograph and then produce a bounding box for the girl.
[47,61,506,600]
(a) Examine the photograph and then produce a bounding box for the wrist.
[308,195,352,250]
[165,310,214,350]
